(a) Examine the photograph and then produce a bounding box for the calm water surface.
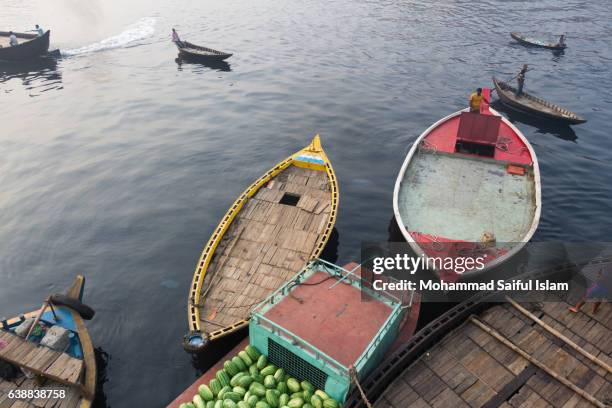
[1,0,611,406]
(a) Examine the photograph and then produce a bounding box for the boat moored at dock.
[0,275,97,408]
[169,260,419,408]
[393,90,541,280]
[184,135,339,354]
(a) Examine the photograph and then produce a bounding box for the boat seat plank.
[0,332,83,390]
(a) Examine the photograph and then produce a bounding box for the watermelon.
[225,392,243,403]
[225,361,240,377]
[239,351,254,367]
[237,402,250,408]
[238,375,254,388]
[233,386,247,398]
[273,368,285,383]
[207,402,215,408]
[247,395,259,407]
[210,379,223,397]
[266,389,279,407]
[286,378,300,393]
[214,401,223,408]
[246,345,261,361]
[233,356,247,372]
[287,398,304,408]
[279,394,290,406]
[276,382,288,394]
[300,381,314,394]
[322,400,338,408]
[255,402,271,408]
[310,395,322,408]
[231,373,247,387]
[314,391,329,401]
[193,395,206,408]
[256,355,268,370]
[223,400,237,408]
[252,373,264,383]
[303,404,313,408]
[249,382,267,398]
[290,392,304,400]
[260,365,276,377]
[218,386,231,400]
[249,365,260,377]
[217,370,231,387]
[199,384,214,401]
[302,390,313,402]
[264,375,276,389]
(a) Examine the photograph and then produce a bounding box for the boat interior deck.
[263,270,393,367]
[375,295,612,408]
[398,150,536,243]
[0,331,84,408]
[198,164,332,331]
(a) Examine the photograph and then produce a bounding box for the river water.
[1,0,611,406]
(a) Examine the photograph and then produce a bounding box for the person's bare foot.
[569,306,579,313]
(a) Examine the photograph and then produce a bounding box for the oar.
[24,297,59,341]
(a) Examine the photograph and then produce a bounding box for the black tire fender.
[49,294,96,320]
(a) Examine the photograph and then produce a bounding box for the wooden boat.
[183,135,339,353]
[168,260,420,407]
[0,275,97,407]
[0,31,50,61]
[493,77,587,125]
[393,90,541,281]
[175,41,232,61]
[345,276,612,408]
[511,32,566,50]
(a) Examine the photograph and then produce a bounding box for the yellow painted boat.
[183,135,339,353]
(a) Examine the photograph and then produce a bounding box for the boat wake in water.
[62,17,156,57]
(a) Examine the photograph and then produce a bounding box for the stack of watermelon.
[179,345,342,408]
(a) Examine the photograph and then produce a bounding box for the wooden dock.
[373,295,611,408]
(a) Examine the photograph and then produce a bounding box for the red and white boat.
[393,89,541,281]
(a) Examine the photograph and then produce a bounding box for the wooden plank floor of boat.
[375,295,611,408]
[198,165,332,330]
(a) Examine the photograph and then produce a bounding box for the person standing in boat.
[35,24,44,36]
[171,28,184,47]
[469,88,484,113]
[8,31,18,46]
[557,34,565,48]
[516,64,528,96]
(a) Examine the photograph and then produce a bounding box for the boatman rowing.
[171,28,184,47]
[8,31,18,47]
[516,64,529,96]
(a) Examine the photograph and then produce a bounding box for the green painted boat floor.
[398,151,536,242]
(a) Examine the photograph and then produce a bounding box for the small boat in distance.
[510,32,566,50]
[0,275,97,407]
[493,77,586,125]
[183,135,339,354]
[175,41,232,62]
[0,30,51,61]
[393,89,541,281]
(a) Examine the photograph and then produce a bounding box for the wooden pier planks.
[374,297,611,408]
[198,165,333,331]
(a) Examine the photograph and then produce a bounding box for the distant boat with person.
[0,29,51,61]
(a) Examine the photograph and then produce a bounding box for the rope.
[349,366,373,408]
